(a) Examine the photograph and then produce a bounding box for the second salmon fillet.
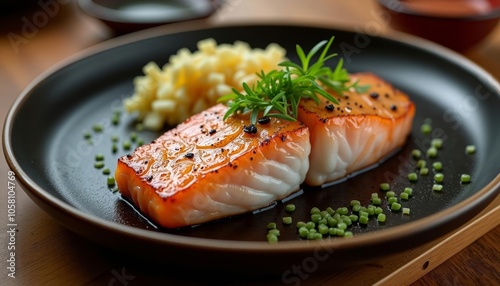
[298,73,415,186]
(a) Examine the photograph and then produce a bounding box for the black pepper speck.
[258,117,271,125]
[243,124,258,134]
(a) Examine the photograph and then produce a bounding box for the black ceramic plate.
[3,24,500,274]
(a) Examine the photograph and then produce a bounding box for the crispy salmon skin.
[115,104,311,228]
[298,72,415,186]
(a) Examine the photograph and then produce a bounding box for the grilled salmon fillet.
[298,73,415,186]
[115,104,311,228]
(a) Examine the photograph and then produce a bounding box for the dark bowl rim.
[77,0,220,25]
[3,21,500,255]
[377,0,500,21]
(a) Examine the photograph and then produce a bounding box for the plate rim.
[3,21,500,254]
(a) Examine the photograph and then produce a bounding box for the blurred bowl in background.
[78,0,220,35]
[378,0,500,51]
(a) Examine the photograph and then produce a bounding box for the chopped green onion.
[349,214,358,222]
[95,154,104,161]
[318,218,327,226]
[408,172,418,182]
[432,161,443,171]
[359,211,369,218]
[372,197,382,205]
[326,207,335,215]
[102,168,111,175]
[328,227,338,236]
[112,115,120,126]
[94,162,104,169]
[93,124,103,132]
[377,213,386,222]
[296,221,306,228]
[335,229,345,237]
[341,216,352,226]
[427,146,438,158]
[352,204,361,212]
[432,184,443,192]
[123,140,132,150]
[421,123,432,134]
[112,143,118,153]
[350,200,361,206]
[268,229,280,236]
[130,132,138,142]
[388,197,398,205]
[375,207,383,215]
[431,138,443,149]
[305,221,315,230]
[371,193,379,199]
[337,207,349,215]
[320,210,330,219]
[411,149,422,159]
[400,192,409,200]
[267,222,277,229]
[461,174,471,183]
[359,216,369,224]
[311,213,321,223]
[327,217,338,227]
[318,224,329,235]
[366,206,375,216]
[402,208,411,215]
[337,222,347,230]
[417,159,427,169]
[386,191,395,198]
[311,232,323,240]
[434,173,444,183]
[83,131,92,139]
[391,202,402,211]
[344,231,353,238]
[403,187,413,196]
[107,176,115,186]
[420,167,429,176]
[298,227,309,238]
[310,207,321,214]
[282,216,293,225]
[285,204,296,213]
[465,145,476,154]
[380,183,390,191]
[267,233,278,244]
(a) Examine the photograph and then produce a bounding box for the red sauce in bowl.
[401,0,500,18]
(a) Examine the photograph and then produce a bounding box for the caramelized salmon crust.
[116,104,311,228]
[298,73,415,186]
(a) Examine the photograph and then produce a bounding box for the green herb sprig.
[218,37,369,124]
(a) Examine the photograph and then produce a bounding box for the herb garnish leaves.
[218,37,369,124]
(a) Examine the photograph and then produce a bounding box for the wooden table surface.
[1,1,499,285]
